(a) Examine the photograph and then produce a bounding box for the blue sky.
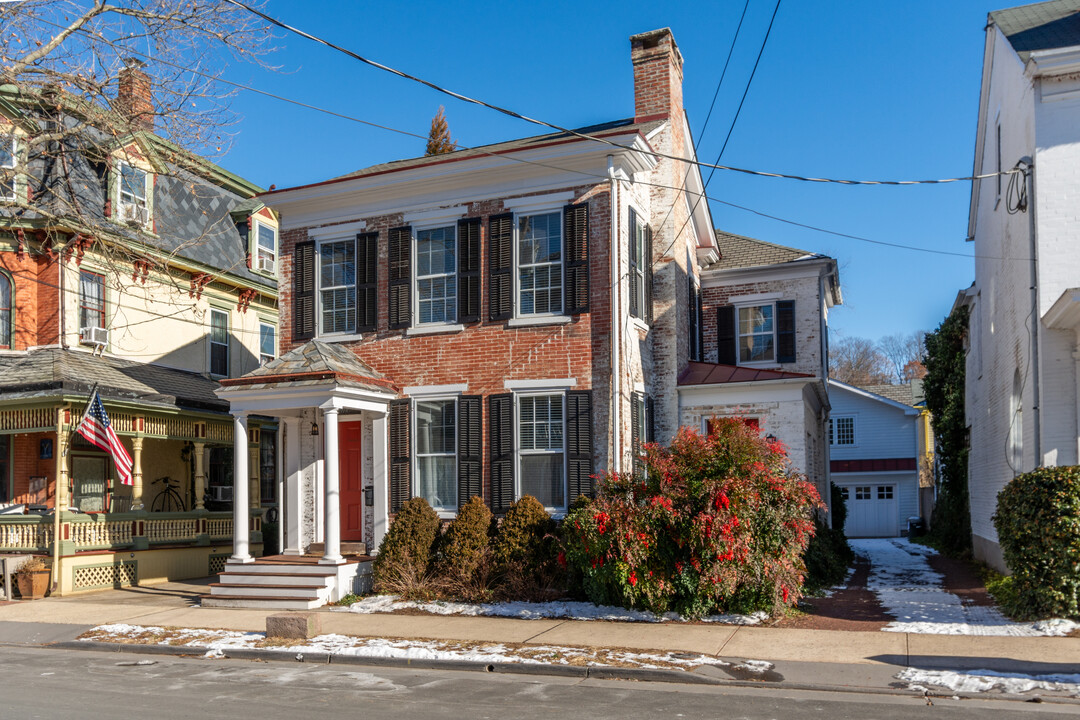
[216,0,1002,343]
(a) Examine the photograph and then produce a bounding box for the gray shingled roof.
[222,340,394,393]
[991,0,1080,61]
[325,118,666,184]
[858,381,925,407]
[704,230,818,271]
[0,348,226,412]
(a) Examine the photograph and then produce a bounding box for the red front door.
[340,421,365,542]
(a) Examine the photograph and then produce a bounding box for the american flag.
[75,389,134,486]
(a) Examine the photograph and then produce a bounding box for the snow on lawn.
[338,596,766,626]
[850,538,1079,637]
[78,623,734,671]
[897,668,1080,696]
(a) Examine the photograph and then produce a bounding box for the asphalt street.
[0,645,1074,720]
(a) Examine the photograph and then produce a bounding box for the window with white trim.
[319,239,356,335]
[414,398,457,512]
[78,270,105,333]
[255,221,277,274]
[737,303,775,363]
[117,162,150,226]
[259,322,276,365]
[517,393,565,509]
[0,134,15,200]
[0,272,11,348]
[209,308,229,376]
[829,416,855,446]
[517,211,562,316]
[415,225,457,325]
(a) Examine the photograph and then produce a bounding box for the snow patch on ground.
[339,596,766,626]
[850,538,1079,637]
[897,668,1080,696]
[80,623,729,670]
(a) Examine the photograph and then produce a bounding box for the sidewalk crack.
[716,626,738,656]
[522,620,567,644]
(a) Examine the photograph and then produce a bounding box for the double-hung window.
[0,272,11,349]
[118,162,149,226]
[829,416,856,446]
[737,303,775,363]
[320,240,356,335]
[517,393,565,510]
[629,209,648,321]
[414,398,457,512]
[0,134,15,200]
[415,225,457,325]
[79,271,105,333]
[256,221,277,274]
[517,212,562,316]
[209,309,229,376]
[259,322,276,365]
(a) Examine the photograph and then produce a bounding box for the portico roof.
[677,361,814,386]
[218,340,396,394]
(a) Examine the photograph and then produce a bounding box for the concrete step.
[209,583,325,600]
[308,542,368,556]
[200,594,324,610]
[216,572,336,588]
[223,562,339,576]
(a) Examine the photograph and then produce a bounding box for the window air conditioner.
[79,326,109,347]
[121,202,149,226]
[208,485,233,502]
[257,255,276,273]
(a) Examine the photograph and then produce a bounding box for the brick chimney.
[630,28,684,122]
[117,58,154,132]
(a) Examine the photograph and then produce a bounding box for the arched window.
[0,272,11,349]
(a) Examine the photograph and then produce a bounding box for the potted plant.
[15,557,50,600]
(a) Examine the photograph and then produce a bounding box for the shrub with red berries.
[562,419,822,619]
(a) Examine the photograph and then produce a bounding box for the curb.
[42,640,1080,705]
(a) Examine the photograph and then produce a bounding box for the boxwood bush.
[373,496,440,593]
[436,496,492,581]
[993,466,1080,619]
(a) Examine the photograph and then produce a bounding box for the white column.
[231,413,253,563]
[320,407,343,564]
[283,417,302,555]
[371,412,389,554]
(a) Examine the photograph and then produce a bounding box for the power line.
[221,0,1016,188]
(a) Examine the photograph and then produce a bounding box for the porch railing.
[0,510,237,553]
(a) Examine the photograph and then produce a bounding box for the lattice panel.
[208,553,229,576]
[0,407,57,432]
[72,562,137,591]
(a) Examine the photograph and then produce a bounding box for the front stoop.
[201,554,373,610]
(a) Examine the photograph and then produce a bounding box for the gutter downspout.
[1023,157,1042,465]
[609,155,621,473]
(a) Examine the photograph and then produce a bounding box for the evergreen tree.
[425,106,458,156]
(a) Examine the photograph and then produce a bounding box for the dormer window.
[255,220,277,274]
[118,162,150,227]
[0,134,15,200]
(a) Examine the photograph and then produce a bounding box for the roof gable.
[705,230,818,271]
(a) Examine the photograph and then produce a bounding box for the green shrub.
[803,518,853,594]
[830,482,847,531]
[563,420,822,619]
[436,496,492,581]
[492,495,555,569]
[373,496,440,593]
[993,466,1080,619]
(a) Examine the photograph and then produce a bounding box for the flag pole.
[51,384,98,593]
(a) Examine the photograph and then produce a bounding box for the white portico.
[206,341,395,608]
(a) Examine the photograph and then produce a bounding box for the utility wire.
[221,0,1016,187]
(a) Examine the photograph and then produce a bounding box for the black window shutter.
[644,223,654,325]
[389,399,411,513]
[566,390,594,503]
[457,395,482,506]
[630,391,642,454]
[488,214,513,321]
[695,284,704,361]
[777,300,796,363]
[355,232,378,333]
[293,240,316,341]
[388,226,411,329]
[645,396,655,443]
[628,208,640,319]
[489,393,514,514]
[458,218,481,323]
[717,305,736,365]
[564,203,589,315]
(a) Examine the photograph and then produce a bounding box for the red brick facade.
[0,249,60,350]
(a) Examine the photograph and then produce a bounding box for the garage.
[838,482,899,538]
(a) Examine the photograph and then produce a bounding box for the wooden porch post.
[230,412,253,563]
[130,436,144,510]
[320,407,343,565]
[371,411,389,554]
[193,441,206,511]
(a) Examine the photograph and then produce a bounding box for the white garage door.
[840,484,898,537]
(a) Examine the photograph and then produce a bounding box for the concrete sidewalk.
[1,579,1078,697]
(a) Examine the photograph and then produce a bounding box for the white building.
[961,0,1080,571]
